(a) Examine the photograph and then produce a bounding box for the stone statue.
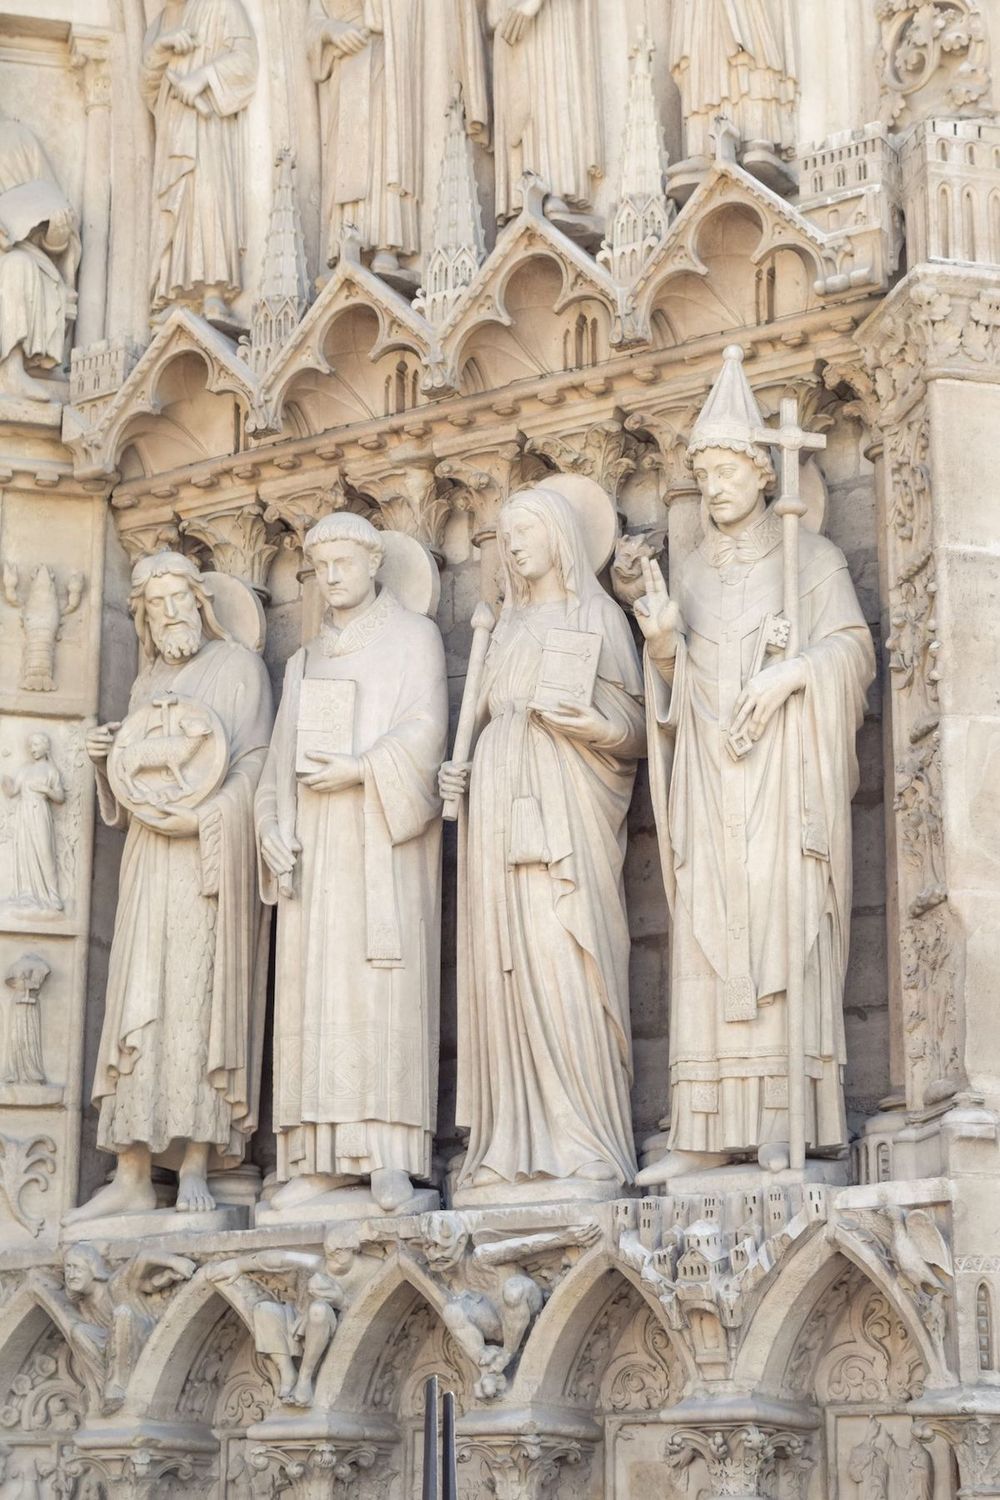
[440,484,645,1192]
[463,0,603,223]
[256,514,447,1216]
[142,0,258,324]
[0,116,79,404]
[206,1249,345,1407]
[28,1243,195,1412]
[3,954,50,1086]
[65,552,273,1224]
[1,733,64,915]
[669,0,798,163]
[635,348,875,1183]
[307,0,422,276]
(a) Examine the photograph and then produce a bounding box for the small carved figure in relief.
[206,1249,346,1406]
[307,0,422,277]
[636,348,875,1184]
[1,732,64,915]
[28,1243,195,1413]
[3,954,49,1086]
[257,514,447,1216]
[65,552,273,1225]
[3,563,84,693]
[142,0,258,325]
[440,482,644,1193]
[0,115,79,404]
[669,0,798,166]
[460,0,603,225]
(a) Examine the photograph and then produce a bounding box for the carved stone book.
[295,677,357,774]
[531,628,602,711]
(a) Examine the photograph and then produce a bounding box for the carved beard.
[153,619,203,662]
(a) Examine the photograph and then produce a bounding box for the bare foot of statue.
[62,1144,157,1225]
[289,1373,315,1407]
[370,1167,415,1213]
[635,1150,732,1187]
[0,346,56,403]
[273,1354,298,1402]
[758,1142,791,1173]
[576,1160,619,1181]
[269,1173,351,1210]
[176,1141,216,1213]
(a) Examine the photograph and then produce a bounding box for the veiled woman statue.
[440,484,644,1194]
[2,731,64,914]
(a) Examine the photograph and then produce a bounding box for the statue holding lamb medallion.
[635,347,875,1186]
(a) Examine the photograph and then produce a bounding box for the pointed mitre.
[688,345,767,458]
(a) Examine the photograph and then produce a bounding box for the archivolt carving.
[811,1273,928,1404]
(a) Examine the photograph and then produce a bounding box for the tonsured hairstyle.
[304,511,385,569]
[128,551,230,659]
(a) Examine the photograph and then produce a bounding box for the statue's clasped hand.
[85,721,121,764]
[298,751,362,793]
[729,655,808,745]
[530,699,615,747]
[260,822,301,881]
[438,760,471,801]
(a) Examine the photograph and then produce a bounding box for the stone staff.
[442,601,495,822]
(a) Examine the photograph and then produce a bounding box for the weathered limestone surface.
[1,0,1000,1494]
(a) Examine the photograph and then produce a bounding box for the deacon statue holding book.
[440,480,645,1196]
[256,513,448,1216]
[635,347,875,1185]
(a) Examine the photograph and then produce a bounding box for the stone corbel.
[663,1423,814,1500]
[914,1411,1000,1496]
[350,463,450,561]
[64,1430,217,1500]
[246,1441,383,1500]
[457,1434,589,1500]
[180,503,281,601]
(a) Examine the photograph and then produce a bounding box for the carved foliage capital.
[180,503,280,594]
[916,1414,1000,1494]
[351,464,450,553]
[458,1435,586,1500]
[664,1423,813,1498]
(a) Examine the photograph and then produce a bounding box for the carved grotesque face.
[63,1251,95,1297]
[691,446,768,533]
[144,572,203,662]
[29,733,50,761]
[501,506,555,582]
[310,538,379,614]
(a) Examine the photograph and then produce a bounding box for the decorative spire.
[249,149,309,375]
[598,29,674,285]
[688,346,767,458]
[415,93,486,326]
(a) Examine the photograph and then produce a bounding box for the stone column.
[625,404,702,588]
[434,435,530,610]
[70,27,113,349]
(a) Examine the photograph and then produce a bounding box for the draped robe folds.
[142,0,257,310]
[485,0,602,220]
[307,0,422,263]
[0,121,79,366]
[645,510,875,1156]
[93,638,273,1165]
[456,590,645,1186]
[256,590,447,1183]
[7,758,62,910]
[670,0,798,158]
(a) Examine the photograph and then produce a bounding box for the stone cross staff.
[753,391,826,1173]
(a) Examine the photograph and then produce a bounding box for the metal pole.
[421,1375,438,1500]
[442,1390,457,1500]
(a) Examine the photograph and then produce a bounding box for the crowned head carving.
[688,346,775,537]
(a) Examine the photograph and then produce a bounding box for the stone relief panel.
[0,719,87,932]
[877,0,992,128]
[0,935,73,1107]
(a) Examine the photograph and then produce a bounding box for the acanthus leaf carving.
[0,1132,55,1237]
[351,465,451,556]
[663,1423,813,1499]
[526,419,637,500]
[877,0,991,127]
[180,504,280,598]
[457,1435,586,1500]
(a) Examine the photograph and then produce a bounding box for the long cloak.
[645,508,875,1155]
[256,589,447,1182]
[0,121,78,365]
[307,0,422,262]
[486,0,602,220]
[93,637,272,1164]
[8,757,62,910]
[456,491,644,1186]
[142,0,257,309]
[669,0,798,155]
